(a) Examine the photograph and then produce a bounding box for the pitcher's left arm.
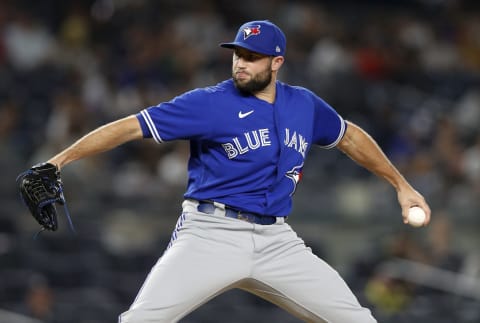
[336,121,431,226]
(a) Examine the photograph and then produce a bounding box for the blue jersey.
[136,79,346,217]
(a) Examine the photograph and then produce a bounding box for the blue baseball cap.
[220,20,286,56]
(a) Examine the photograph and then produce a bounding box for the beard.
[233,67,272,95]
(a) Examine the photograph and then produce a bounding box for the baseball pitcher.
[18,20,431,323]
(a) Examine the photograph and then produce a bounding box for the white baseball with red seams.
[408,206,426,227]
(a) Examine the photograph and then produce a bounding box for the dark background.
[0,0,479,322]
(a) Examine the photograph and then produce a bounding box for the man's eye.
[234,52,264,61]
[246,55,262,61]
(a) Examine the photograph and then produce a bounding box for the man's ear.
[272,56,284,72]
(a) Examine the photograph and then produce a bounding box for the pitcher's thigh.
[119,227,250,322]
[253,249,376,323]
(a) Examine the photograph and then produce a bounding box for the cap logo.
[243,25,261,39]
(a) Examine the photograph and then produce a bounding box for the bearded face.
[232,48,274,95]
[233,66,272,94]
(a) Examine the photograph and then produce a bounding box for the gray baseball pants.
[118,199,376,323]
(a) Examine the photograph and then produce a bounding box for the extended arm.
[337,120,431,226]
[48,115,143,169]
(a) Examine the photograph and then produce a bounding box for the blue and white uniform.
[137,79,345,217]
[119,20,377,323]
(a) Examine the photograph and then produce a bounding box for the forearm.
[48,115,143,169]
[337,120,431,224]
[337,121,410,191]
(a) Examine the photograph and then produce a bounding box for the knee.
[118,309,176,323]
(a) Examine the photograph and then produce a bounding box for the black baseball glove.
[16,162,67,231]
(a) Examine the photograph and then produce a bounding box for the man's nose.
[235,57,248,67]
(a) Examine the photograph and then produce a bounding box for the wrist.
[47,157,64,170]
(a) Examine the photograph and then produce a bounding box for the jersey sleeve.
[136,88,213,143]
[312,96,347,148]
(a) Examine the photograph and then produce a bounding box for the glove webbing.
[16,170,76,235]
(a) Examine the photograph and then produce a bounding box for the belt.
[196,200,281,225]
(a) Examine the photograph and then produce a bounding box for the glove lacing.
[16,170,76,236]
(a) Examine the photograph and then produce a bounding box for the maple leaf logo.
[243,25,261,39]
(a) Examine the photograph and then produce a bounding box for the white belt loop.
[276,217,285,224]
[183,199,199,213]
[213,201,226,210]
[212,201,226,216]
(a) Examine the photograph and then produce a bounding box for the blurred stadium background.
[0,0,479,322]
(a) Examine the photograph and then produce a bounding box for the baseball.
[407,206,426,227]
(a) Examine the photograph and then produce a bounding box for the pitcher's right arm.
[48,115,143,169]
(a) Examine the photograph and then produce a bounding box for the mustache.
[233,69,249,74]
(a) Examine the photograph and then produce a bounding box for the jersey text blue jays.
[136,79,346,216]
